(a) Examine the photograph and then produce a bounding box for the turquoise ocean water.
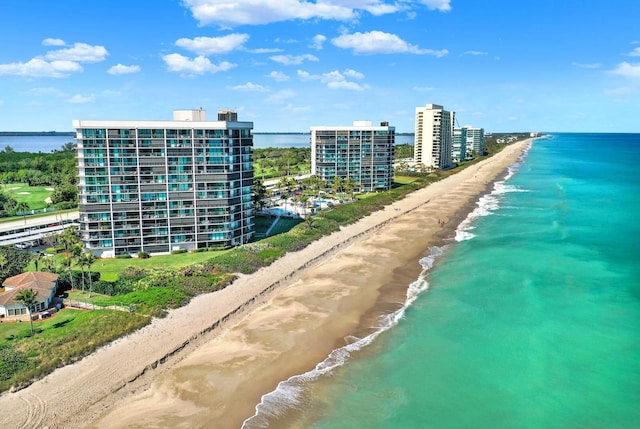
[244,133,640,428]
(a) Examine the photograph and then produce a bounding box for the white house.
[0,272,59,318]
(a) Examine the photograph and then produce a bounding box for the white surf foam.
[455,150,530,242]
[241,245,447,429]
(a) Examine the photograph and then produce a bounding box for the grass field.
[1,183,53,210]
[90,251,229,281]
[393,176,421,185]
[0,308,150,391]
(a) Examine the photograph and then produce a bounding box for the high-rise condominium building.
[310,120,395,192]
[73,109,254,257]
[414,104,455,170]
[464,126,485,157]
[452,127,468,163]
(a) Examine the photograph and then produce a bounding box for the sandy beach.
[0,140,530,429]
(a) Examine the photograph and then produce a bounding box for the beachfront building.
[73,109,254,257]
[0,272,59,318]
[452,127,468,163]
[414,104,454,170]
[464,126,485,157]
[310,120,395,192]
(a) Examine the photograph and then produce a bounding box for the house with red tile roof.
[0,272,59,319]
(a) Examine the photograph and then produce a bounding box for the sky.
[0,0,639,133]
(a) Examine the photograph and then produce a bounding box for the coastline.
[0,140,531,429]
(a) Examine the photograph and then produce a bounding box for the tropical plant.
[344,177,358,200]
[15,201,29,224]
[331,176,343,196]
[15,288,37,336]
[81,251,96,297]
[252,178,268,211]
[58,225,80,256]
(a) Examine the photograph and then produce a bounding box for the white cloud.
[27,87,67,97]
[572,62,601,69]
[270,54,319,65]
[42,38,65,46]
[267,71,290,81]
[332,31,448,56]
[229,82,270,92]
[297,68,367,91]
[611,62,640,79]
[44,42,108,63]
[310,34,327,50]
[412,86,435,91]
[249,48,283,54]
[182,0,368,26]
[68,94,95,104]
[420,0,451,11]
[0,58,83,78]
[463,50,488,56]
[628,47,640,57]
[343,68,364,79]
[267,89,297,103]
[162,53,236,75]
[108,64,141,75]
[327,81,366,90]
[175,34,249,55]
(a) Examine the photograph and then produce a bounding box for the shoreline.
[0,140,531,429]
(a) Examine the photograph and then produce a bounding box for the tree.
[299,194,309,217]
[331,176,343,196]
[252,178,268,212]
[15,201,29,224]
[32,252,43,271]
[344,177,358,200]
[58,225,79,256]
[61,256,76,291]
[304,215,316,230]
[81,251,96,297]
[15,288,37,336]
[70,244,85,293]
[50,183,78,209]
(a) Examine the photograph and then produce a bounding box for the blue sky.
[1,0,639,133]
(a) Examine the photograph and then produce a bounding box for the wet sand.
[0,140,530,429]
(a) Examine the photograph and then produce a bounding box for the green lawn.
[1,183,54,210]
[91,251,230,281]
[393,176,420,185]
[268,217,303,236]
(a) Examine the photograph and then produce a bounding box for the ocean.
[0,133,415,152]
[244,133,640,428]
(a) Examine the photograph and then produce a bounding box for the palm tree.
[331,176,343,197]
[59,225,80,257]
[15,202,30,225]
[62,255,76,291]
[299,194,309,217]
[15,288,38,336]
[344,177,358,200]
[70,244,85,293]
[304,215,316,230]
[32,252,44,271]
[82,252,96,297]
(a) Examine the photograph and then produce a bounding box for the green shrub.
[137,251,150,259]
[44,246,64,255]
[115,254,132,259]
